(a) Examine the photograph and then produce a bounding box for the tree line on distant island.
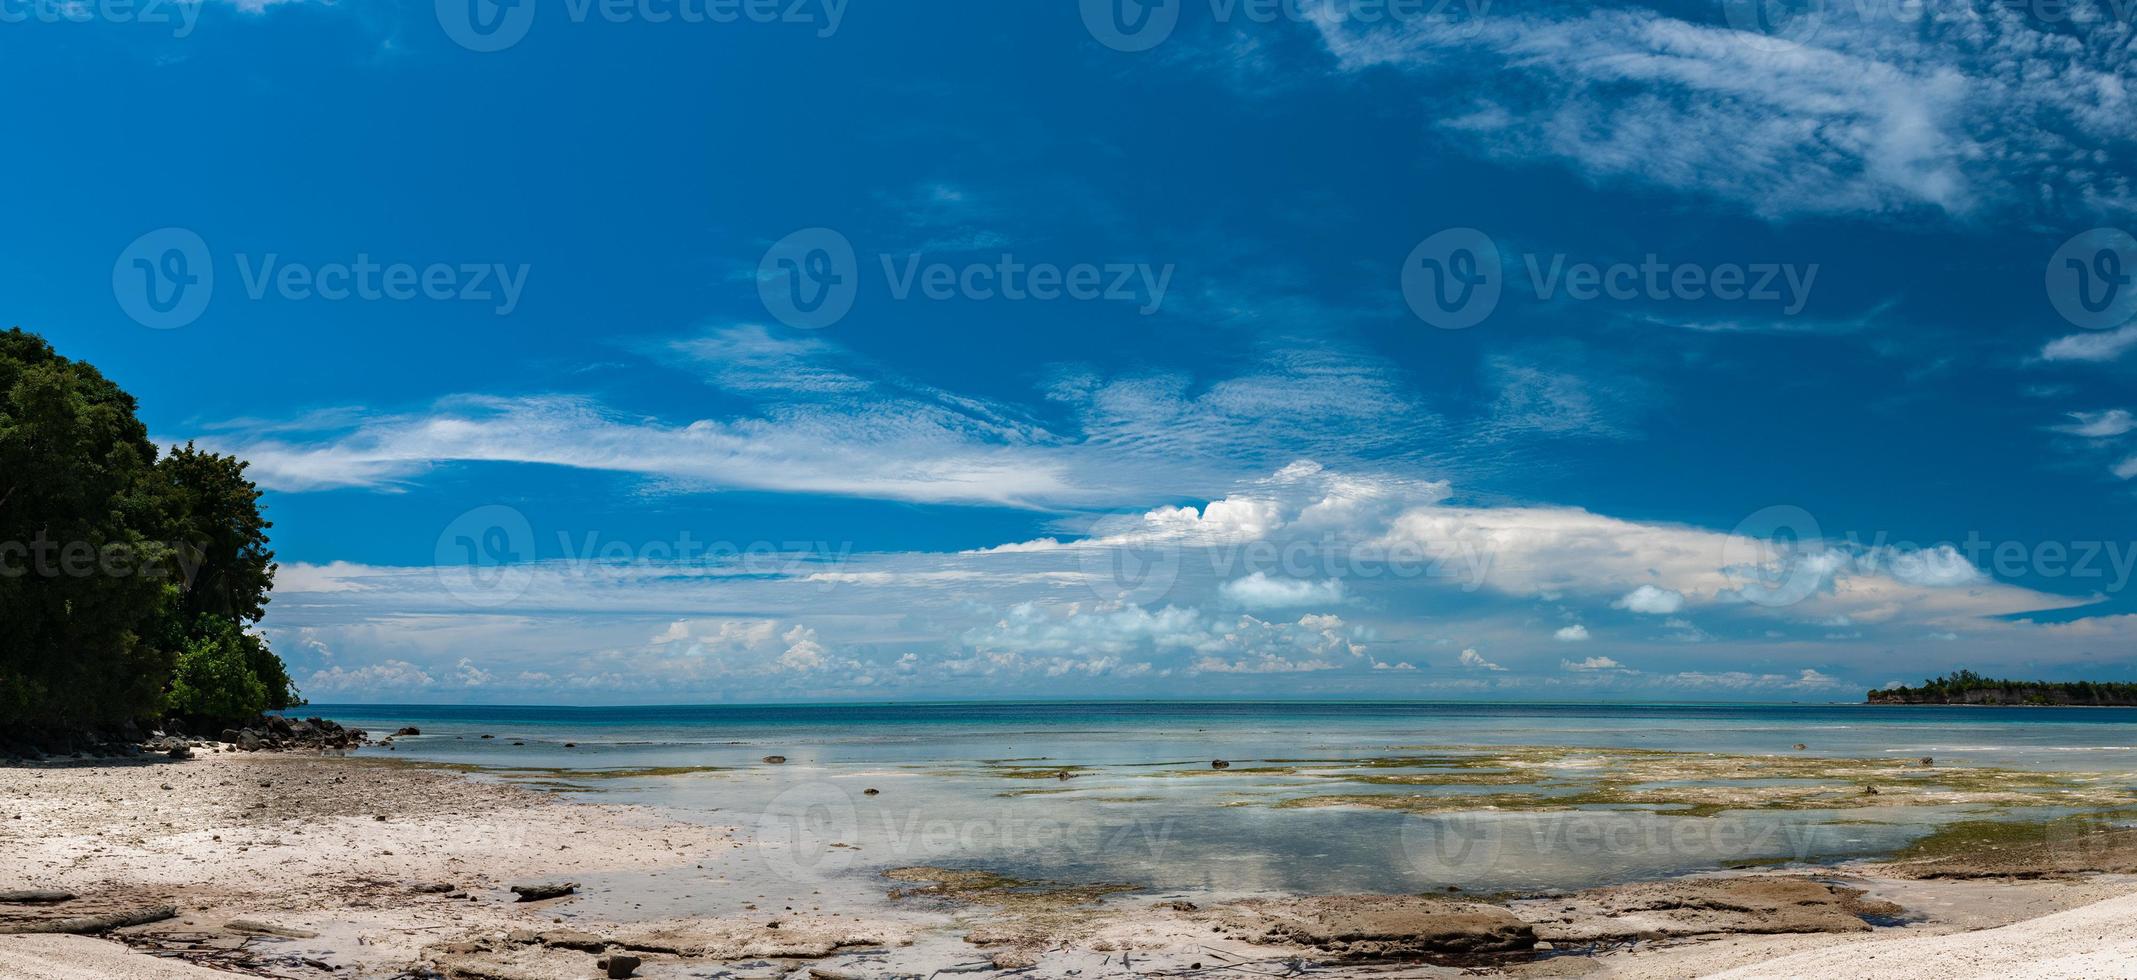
[1868,670,2137,706]
[1,328,298,737]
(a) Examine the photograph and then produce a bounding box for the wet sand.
[3,750,2135,978]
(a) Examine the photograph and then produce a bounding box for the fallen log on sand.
[0,906,178,934]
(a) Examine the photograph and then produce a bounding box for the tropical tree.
[0,327,297,733]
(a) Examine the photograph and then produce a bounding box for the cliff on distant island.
[1868,670,2137,706]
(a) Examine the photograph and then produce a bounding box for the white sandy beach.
[4,751,2136,979]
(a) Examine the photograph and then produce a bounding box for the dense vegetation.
[0,328,296,735]
[1868,670,2137,706]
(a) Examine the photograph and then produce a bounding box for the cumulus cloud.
[1873,545,1989,588]
[1220,571,1346,609]
[1554,624,1591,642]
[1613,585,1686,615]
[256,462,2113,700]
[1666,667,1847,691]
[303,659,435,694]
[1457,648,1505,671]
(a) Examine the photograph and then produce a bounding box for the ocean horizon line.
[294,695,1878,712]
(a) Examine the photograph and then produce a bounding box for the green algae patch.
[1252,745,2130,818]
[982,764,1095,780]
[342,756,725,782]
[1865,809,2137,877]
[883,867,1138,909]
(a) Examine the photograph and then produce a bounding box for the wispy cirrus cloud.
[187,330,1438,508]
[2040,324,2137,363]
[1300,1,2137,220]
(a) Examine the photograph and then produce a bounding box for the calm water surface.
[305,702,2137,902]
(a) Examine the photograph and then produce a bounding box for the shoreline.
[5,750,2137,978]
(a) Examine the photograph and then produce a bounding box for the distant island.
[1868,670,2137,706]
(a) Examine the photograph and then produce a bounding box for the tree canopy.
[0,328,295,732]
[1867,670,2137,706]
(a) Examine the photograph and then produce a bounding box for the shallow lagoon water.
[315,701,2137,902]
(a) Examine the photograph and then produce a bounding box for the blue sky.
[9,0,2137,702]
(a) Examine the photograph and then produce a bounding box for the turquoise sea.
[310,701,2137,906]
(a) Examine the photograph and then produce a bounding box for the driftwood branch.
[0,891,76,904]
[0,905,178,934]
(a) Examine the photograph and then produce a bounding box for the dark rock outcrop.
[1207,895,1535,959]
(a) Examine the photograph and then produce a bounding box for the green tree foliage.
[0,328,296,732]
[161,444,276,627]
[165,617,270,723]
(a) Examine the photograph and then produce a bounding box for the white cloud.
[452,657,493,687]
[1304,3,2137,219]
[1873,545,1988,588]
[1613,585,1686,615]
[303,659,435,694]
[777,625,829,672]
[1553,624,1591,642]
[1666,668,1848,691]
[2056,409,2137,438]
[1457,648,1505,671]
[254,462,2117,700]
[2041,325,2137,363]
[1561,655,1627,672]
[1220,571,1346,609]
[667,323,871,395]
